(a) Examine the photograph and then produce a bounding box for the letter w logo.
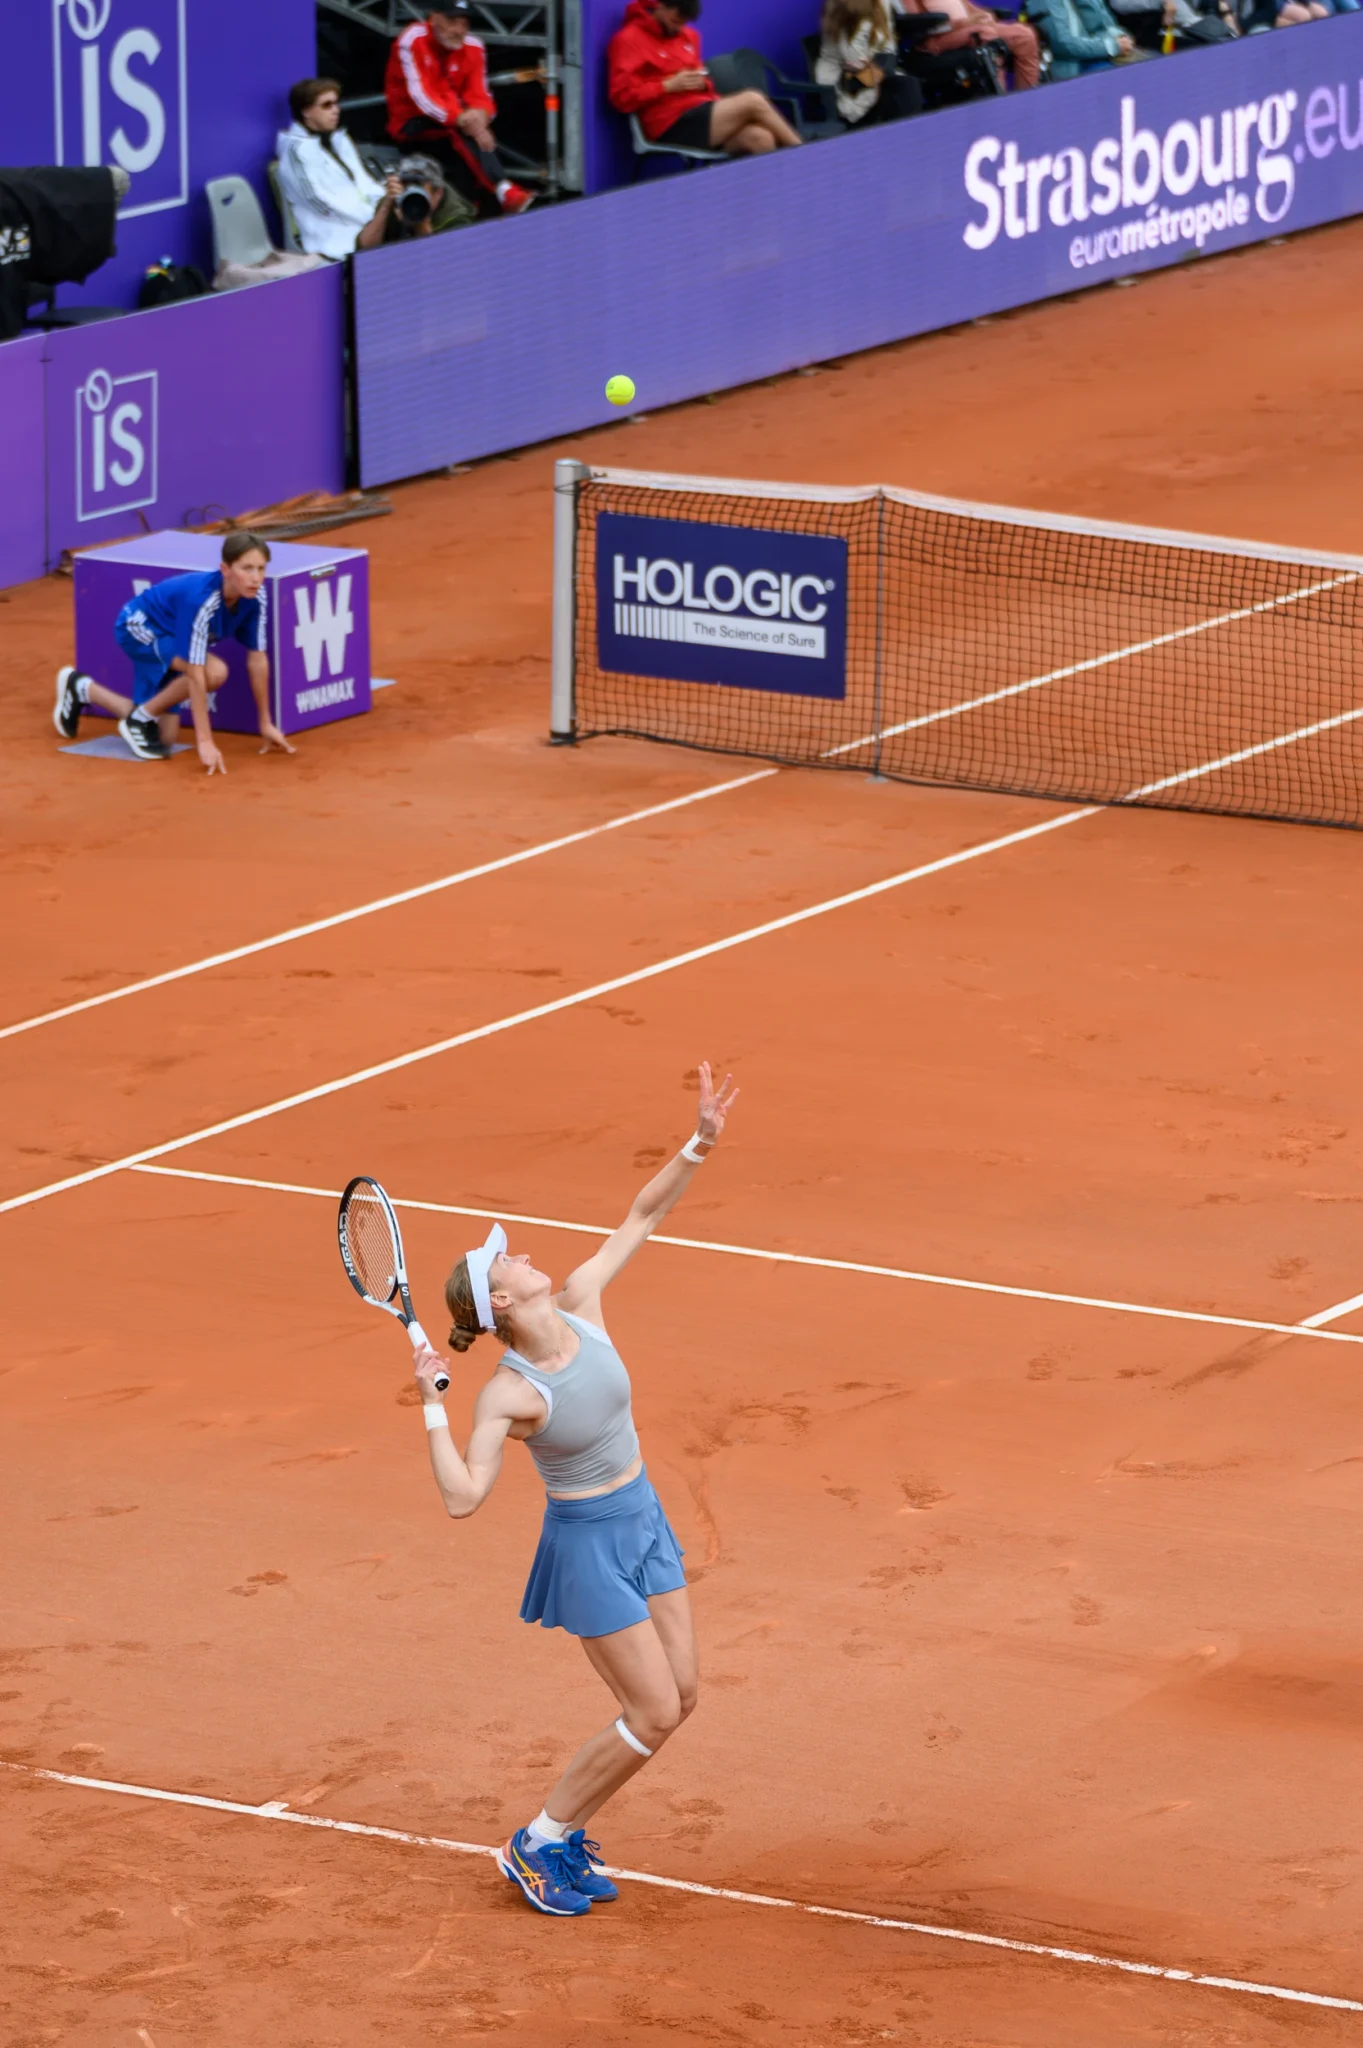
[294,576,354,682]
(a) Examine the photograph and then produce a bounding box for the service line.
[0,807,1094,1219]
[0,769,776,1044]
[130,1163,1363,1350]
[4,1765,1358,2015]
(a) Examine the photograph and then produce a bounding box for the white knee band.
[614,1716,653,1759]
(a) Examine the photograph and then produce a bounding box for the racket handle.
[407,1319,450,1394]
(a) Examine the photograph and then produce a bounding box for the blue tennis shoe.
[496,1827,592,1916]
[562,1830,619,1901]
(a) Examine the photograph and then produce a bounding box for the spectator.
[1026,0,1137,74]
[1276,0,1330,16]
[52,534,293,774]
[278,78,404,257]
[386,6,534,218]
[386,154,477,238]
[609,0,803,158]
[816,0,925,125]
[898,0,1040,86]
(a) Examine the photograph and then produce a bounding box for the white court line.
[1123,704,1363,800]
[823,572,1361,759]
[130,1163,1363,1349]
[0,808,1095,1219]
[0,769,776,1044]
[4,1764,1358,2015]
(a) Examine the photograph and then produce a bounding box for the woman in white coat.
[277,77,403,259]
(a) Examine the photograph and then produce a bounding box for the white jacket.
[276,122,387,261]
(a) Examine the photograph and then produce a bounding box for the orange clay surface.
[4,220,1363,2048]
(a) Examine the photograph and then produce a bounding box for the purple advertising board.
[73,531,372,737]
[42,266,346,569]
[0,0,316,310]
[0,335,48,590]
[355,17,1363,486]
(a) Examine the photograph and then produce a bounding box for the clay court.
[4,218,1363,2047]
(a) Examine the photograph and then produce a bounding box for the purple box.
[72,532,372,738]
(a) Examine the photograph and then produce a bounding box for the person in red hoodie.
[387,6,534,217]
[609,0,801,158]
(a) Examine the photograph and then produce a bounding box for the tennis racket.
[337,1175,449,1393]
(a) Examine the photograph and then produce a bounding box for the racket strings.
[345,1189,400,1302]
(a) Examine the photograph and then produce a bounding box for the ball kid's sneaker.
[496,1827,592,1916]
[562,1830,618,1902]
[53,666,85,738]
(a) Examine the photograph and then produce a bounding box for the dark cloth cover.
[0,166,118,341]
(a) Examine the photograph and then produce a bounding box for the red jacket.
[386,18,495,137]
[607,0,716,142]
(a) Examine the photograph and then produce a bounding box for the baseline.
[0,807,1095,1218]
[5,1765,1358,2016]
[130,1163,1363,1350]
[0,769,776,1044]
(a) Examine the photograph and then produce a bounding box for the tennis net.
[551,461,1363,830]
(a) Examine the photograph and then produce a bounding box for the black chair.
[24,283,125,331]
[894,11,1007,104]
[627,111,727,176]
[712,45,843,139]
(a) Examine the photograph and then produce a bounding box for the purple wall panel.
[43,266,346,569]
[1,0,316,309]
[0,335,48,590]
[355,18,1363,487]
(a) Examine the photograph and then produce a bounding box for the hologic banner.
[595,512,848,699]
[355,18,1363,486]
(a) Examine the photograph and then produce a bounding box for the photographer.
[278,78,404,257]
[385,155,476,239]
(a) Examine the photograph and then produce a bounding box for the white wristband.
[423,1404,450,1432]
[681,1134,711,1163]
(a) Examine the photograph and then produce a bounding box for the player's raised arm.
[557,1062,738,1317]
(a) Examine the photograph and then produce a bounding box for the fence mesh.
[570,469,1363,829]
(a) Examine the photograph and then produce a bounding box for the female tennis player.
[411,1061,738,1918]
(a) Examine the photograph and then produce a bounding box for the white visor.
[466,1223,507,1332]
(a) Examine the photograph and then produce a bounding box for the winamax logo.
[293,574,357,713]
[962,82,1363,273]
[76,366,158,523]
[53,0,188,219]
[611,552,836,661]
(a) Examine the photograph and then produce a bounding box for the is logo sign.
[53,0,188,219]
[76,366,158,523]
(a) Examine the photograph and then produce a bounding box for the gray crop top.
[500,1311,640,1493]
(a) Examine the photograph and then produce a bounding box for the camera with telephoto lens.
[395,155,441,226]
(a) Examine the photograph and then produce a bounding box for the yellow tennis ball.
[605,375,636,407]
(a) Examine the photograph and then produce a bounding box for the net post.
[551,458,589,745]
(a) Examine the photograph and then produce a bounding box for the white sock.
[74,674,92,704]
[129,705,155,723]
[496,179,511,201]
[525,1808,570,1851]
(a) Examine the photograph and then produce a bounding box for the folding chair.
[205,176,274,272]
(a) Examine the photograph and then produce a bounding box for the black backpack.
[138,257,209,309]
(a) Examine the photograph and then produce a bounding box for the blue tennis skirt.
[520,1468,686,1638]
